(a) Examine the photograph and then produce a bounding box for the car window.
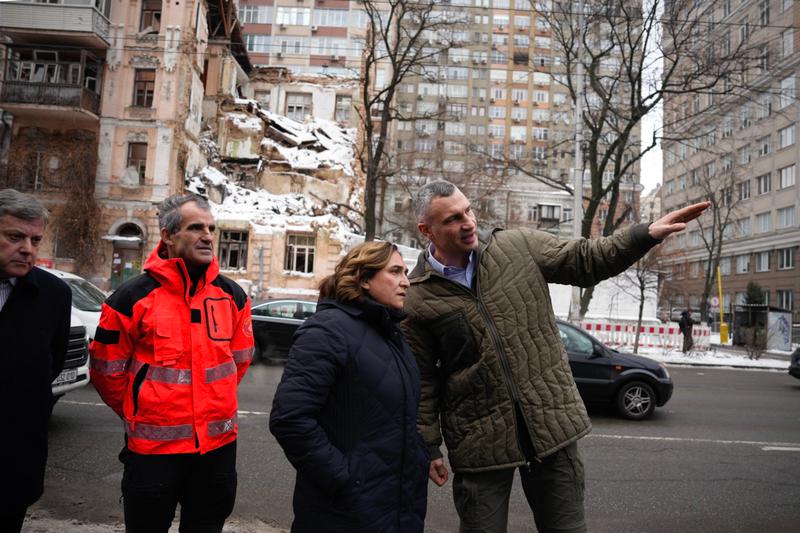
[266,302,300,318]
[67,279,106,312]
[557,323,594,355]
[301,302,316,319]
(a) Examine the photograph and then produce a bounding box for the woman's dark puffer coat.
[269,298,429,533]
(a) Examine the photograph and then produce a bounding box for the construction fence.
[579,321,711,351]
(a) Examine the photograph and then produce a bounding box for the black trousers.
[119,440,238,533]
[0,507,26,533]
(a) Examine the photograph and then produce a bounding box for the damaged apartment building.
[0,0,251,289]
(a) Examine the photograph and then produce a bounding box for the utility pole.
[568,0,585,323]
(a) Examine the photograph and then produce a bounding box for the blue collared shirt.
[426,245,476,289]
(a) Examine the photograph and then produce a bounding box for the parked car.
[556,320,673,420]
[789,348,800,379]
[41,268,106,399]
[251,299,317,362]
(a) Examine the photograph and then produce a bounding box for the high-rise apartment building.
[659,0,799,323]
[239,0,368,75]
[375,0,642,246]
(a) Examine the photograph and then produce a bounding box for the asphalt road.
[31,365,800,532]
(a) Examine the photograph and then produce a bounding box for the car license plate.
[53,368,78,385]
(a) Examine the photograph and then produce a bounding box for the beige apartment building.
[659,0,799,324]
[0,0,251,289]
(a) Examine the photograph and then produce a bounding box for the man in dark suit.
[0,189,71,532]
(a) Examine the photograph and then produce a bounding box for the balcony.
[0,0,112,49]
[0,47,103,122]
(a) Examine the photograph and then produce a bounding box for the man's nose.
[18,238,34,254]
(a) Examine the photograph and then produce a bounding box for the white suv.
[41,268,106,398]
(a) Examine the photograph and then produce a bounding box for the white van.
[42,268,106,398]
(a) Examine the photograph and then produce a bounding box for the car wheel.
[616,381,656,420]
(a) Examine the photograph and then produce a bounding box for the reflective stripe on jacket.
[90,242,254,455]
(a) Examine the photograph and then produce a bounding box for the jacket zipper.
[211,306,218,333]
[130,363,150,432]
[425,260,530,460]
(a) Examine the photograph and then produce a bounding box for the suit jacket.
[0,267,71,511]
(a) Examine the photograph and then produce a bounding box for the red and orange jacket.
[90,243,254,455]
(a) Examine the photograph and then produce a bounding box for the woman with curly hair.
[269,241,429,532]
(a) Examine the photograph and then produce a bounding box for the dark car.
[251,299,317,362]
[556,320,673,420]
[789,348,800,379]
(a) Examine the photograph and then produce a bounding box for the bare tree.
[525,0,762,316]
[354,1,466,240]
[611,246,665,353]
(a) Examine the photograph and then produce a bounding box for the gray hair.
[157,193,211,234]
[413,180,458,222]
[0,188,49,226]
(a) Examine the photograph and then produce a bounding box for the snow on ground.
[635,346,789,370]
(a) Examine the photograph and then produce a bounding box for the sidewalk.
[22,514,287,533]
[633,343,792,371]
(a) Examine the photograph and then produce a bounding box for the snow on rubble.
[187,172,353,244]
[227,98,357,177]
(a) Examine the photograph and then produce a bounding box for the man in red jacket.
[90,194,254,533]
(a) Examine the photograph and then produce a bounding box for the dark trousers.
[119,440,238,533]
[453,409,586,533]
[0,507,26,533]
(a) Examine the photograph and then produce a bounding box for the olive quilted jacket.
[402,224,659,472]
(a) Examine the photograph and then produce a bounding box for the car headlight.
[659,363,670,379]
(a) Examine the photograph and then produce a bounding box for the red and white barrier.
[579,321,710,351]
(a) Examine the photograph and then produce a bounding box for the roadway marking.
[61,400,269,416]
[589,433,800,449]
[761,446,800,452]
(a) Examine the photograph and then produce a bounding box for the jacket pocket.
[154,318,183,364]
[432,311,480,375]
[204,298,234,341]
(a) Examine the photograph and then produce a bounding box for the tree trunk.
[578,285,594,318]
[634,285,645,354]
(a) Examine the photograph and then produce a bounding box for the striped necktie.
[0,279,13,312]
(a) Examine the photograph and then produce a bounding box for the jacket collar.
[409,229,500,284]
[318,297,407,335]
[143,241,220,293]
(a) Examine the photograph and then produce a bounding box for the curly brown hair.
[319,241,399,303]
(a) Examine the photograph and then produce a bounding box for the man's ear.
[418,221,432,241]
[160,227,173,246]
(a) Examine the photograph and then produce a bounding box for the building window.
[778,206,796,229]
[286,93,312,121]
[720,257,731,276]
[757,135,771,157]
[736,254,749,274]
[140,0,161,33]
[779,165,795,188]
[777,290,794,311]
[755,212,772,233]
[755,251,771,272]
[756,173,771,195]
[780,75,795,109]
[736,217,751,237]
[783,29,794,58]
[335,95,352,123]
[738,180,750,200]
[218,231,249,270]
[778,247,795,270]
[285,234,315,273]
[539,204,561,221]
[133,69,156,107]
[126,142,147,185]
[779,124,795,148]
